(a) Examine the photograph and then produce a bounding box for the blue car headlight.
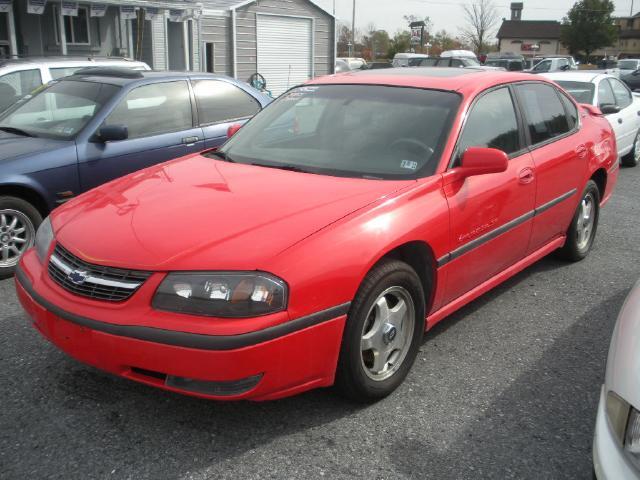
[152,272,287,318]
[34,217,54,262]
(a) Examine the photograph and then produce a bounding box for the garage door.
[257,15,312,97]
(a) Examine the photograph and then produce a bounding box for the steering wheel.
[389,137,434,160]
[248,73,267,91]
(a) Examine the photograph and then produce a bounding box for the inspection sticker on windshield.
[400,160,418,170]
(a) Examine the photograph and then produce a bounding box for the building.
[496,2,564,58]
[1,0,335,89]
[1,1,203,70]
[199,0,335,95]
[612,13,640,57]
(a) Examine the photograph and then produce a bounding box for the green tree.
[387,31,411,59]
[560,0,617,62]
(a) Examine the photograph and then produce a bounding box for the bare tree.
[460,0,499,55]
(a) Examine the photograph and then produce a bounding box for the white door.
[609,77,639,152]
[598,78,631,155]
[257,15,312,97]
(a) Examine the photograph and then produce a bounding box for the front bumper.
[593,386,640,479]
[16,250,348,401]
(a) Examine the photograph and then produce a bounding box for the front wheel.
[622,130,640,167]
[335,259,425,402]
[557,180,600,262]
[0,196,42,279]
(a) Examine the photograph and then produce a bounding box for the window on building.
[204,43,215,72]
[0,12,8,41]
[54,6,90,45]
[515,83,571,145]
[457,87,520,157]
[193,80,261,125]
[511,40,523,44]
[104,81,193,139]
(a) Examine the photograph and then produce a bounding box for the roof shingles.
[497,20,561,40]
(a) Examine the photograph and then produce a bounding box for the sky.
[313,0,637,39]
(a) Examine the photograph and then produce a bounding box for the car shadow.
[390,289,629,479]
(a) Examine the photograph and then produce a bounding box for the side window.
[598,80,616,107]
[436,58,451,67]
[533,60,551,72]
[192,80,261,125]
[451,59,464,68]
[50,67,86,80]
[558,91,578,129]
[515,83,570,145]
[557,59,568,70]
[104,81,192,139]
[609,78,632,109]
[458,87,520,157]
[0,69,43,111]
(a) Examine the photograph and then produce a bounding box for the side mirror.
[227,123,243,139]
[459,147,509,178]
[98,124,128,142]
[633,69,640,76]
[599,103,621,114]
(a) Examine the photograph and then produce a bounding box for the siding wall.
[200,0,334,81]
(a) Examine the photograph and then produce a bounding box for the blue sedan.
[0,68,271,276]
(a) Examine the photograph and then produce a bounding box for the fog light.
[165,373,263,396]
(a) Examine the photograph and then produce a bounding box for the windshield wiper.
[251,162,312,174]
[0,126,35,137]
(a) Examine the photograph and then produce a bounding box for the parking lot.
[0,163,637,479]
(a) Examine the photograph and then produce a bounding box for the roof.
[308,67,544,97]
[64,70,239,87]
[203,0,333,17]
[541,71,610,83]
[497,20,561,40]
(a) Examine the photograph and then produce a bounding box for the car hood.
[0,131,72,162]
[53,153,413,271]
[605,280,640,410]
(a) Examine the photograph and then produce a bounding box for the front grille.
[48,244,151,302]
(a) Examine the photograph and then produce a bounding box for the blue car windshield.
[214,85,461,180]
[0,80,118,140]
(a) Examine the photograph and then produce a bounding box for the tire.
[621,130,640,167]
[0,196,42,279]
[557,180,600,262]
[335,259,425,402]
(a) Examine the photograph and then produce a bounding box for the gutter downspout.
[231,8,237,78]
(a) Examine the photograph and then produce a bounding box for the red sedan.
[15,69,618,402]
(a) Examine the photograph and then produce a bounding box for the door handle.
[182,136,199,145]
[518,167,535,184]
[618,118,624,124]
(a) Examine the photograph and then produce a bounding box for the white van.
[392,53,428,68]
[0,56,150,113]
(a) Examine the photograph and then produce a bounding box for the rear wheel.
[0,196,42,279]
[335,259,425,402]
[622,130,640,167]
[557,180,600,262]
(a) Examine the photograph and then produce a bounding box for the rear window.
[555,81,595,104]
[619,59,640,70]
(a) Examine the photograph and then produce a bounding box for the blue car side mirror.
[98,124,128,142]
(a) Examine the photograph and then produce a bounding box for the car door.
[513,82,585,254]
[609,77,638,152]
[77,80,205,191]
[442,86,536,305]
[191,79,263,149]
[597,78,628,153]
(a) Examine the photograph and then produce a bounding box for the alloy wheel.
[0,210,35,268]
[576,193,595,251]
[360,286,415,382]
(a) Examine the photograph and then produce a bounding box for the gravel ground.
[1,165,638,480]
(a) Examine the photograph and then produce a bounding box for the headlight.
[606,390,640,467]
[152,272,287,318]
[34,217,54,262]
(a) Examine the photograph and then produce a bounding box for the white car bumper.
[594,386,640,479]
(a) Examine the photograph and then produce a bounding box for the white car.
[544,71,640,167]
[593,280,640,479]
[618,59,640,78]
[0,56,150,113]
[391,53,428,68]
[530,56,578,73]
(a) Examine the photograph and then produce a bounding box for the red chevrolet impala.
[15,68,618,402]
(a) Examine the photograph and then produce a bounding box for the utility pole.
[351,0,356,57]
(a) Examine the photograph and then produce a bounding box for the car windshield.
[618,60,639,70]
[555,81,595,104]
[213,85,461,179]
[0,79,118,139]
